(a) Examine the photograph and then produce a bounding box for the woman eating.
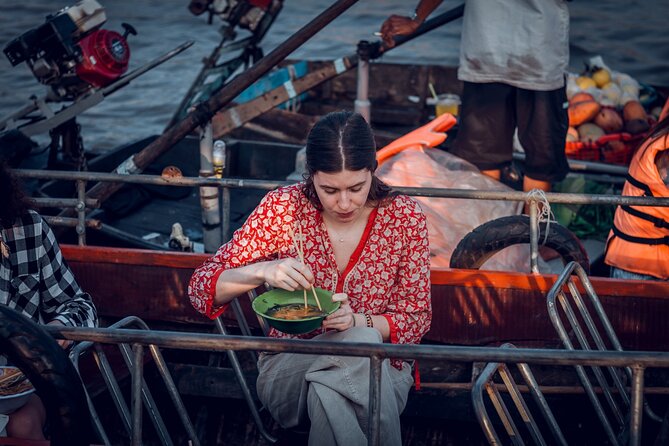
[188,110,432,445]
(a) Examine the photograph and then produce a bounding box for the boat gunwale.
[61,244,669,300]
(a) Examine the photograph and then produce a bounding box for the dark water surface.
[0,0,667,152]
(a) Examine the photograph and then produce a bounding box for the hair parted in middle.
[302,111,395,210]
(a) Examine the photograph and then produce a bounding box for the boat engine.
[3,0,134,101]
[188,0,276,31]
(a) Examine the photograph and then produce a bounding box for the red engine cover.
[249,0,272,9]
[76,29,130,88]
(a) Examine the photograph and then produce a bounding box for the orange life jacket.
[604,133,669,279]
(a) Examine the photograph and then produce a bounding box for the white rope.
[526,189,556,245]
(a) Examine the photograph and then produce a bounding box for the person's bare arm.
[379,0,444,47]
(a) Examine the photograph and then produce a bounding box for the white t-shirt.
[458,0,570,91]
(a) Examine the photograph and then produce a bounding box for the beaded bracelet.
[365,314,373,328]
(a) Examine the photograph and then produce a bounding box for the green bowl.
[252,287,339,334]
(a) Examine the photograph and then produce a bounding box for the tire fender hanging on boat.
[449,215,590,272]
[0,306,91,446]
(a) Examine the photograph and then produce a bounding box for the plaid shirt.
[0,210,97,328]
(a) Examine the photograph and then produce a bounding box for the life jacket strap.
[626,174,654,196]
[620,205,669,229]
[612,223,669,246]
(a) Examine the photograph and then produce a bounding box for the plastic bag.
[377,147,535,270]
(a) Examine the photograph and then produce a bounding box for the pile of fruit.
[565,66,662,165]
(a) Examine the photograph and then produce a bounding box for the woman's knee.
[344,326,382,343]
[7,395,45,439]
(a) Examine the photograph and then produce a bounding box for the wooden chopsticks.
[288,225,322,311]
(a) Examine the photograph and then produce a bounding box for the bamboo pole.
[70,0,360,209]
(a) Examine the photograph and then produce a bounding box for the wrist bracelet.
[365,314,373,328]
[410,11,419,21]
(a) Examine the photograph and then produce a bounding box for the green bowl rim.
[252,288,340,323]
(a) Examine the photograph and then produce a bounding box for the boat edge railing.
[14,169,669,268]
[49,324,669,446]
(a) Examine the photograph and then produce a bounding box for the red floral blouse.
[188,183,432,348]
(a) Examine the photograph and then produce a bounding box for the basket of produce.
[565,61,661,166]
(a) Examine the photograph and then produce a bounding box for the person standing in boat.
[605,100,669,281]
[0,162,98,440]
[380,0,570,194]
[189,111,432,445]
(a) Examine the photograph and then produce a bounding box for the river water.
[0,0,667,153]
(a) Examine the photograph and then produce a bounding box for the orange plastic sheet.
[377,127,535,271]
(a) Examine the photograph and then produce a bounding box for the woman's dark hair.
[302,111,395,209]
[0,162,31,228]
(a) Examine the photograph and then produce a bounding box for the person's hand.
[262,258,315,291]
[46,320,73,349]
[379,14,421,48]
[322,293,355,331]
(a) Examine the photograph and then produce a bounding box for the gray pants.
[256,327,413,446]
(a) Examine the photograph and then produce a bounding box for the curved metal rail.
[546,262,662,446]
[69,316,199,446]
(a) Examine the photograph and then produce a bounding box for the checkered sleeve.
[36,214,98,328]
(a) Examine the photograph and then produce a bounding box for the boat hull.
[62,245,669,351]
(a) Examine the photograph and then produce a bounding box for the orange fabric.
[376,113,456,166]
[605,134,669,279]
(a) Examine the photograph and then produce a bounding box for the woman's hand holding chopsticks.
[261,258,315,292]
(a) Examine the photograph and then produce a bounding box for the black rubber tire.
[450,215,590,273]
[0,306,91,446]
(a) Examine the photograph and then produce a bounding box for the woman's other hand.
[322,293,356,331]
[262,258,315,291]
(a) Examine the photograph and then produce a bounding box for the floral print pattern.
[189,184,431,349]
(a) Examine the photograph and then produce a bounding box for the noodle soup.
[266,303,325,320]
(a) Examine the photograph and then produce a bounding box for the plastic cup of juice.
[435,93,461,117]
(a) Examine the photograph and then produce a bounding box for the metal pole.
[198,123,222,252]
[221,186,231,242]
[529,198,539,274]
[368,355,382,446]
[355,41,371,122]
[76,180,87,246]
[630,365,645,446]
[131,343,144,446]
[20,169,669,207]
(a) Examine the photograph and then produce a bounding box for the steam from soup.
[267,303,324,320]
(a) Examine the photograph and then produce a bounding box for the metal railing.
[472,343,569,446]
[15,168,669,271]
[69,316,199,446]
[46,324,669,446]
[547,262,664,446]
